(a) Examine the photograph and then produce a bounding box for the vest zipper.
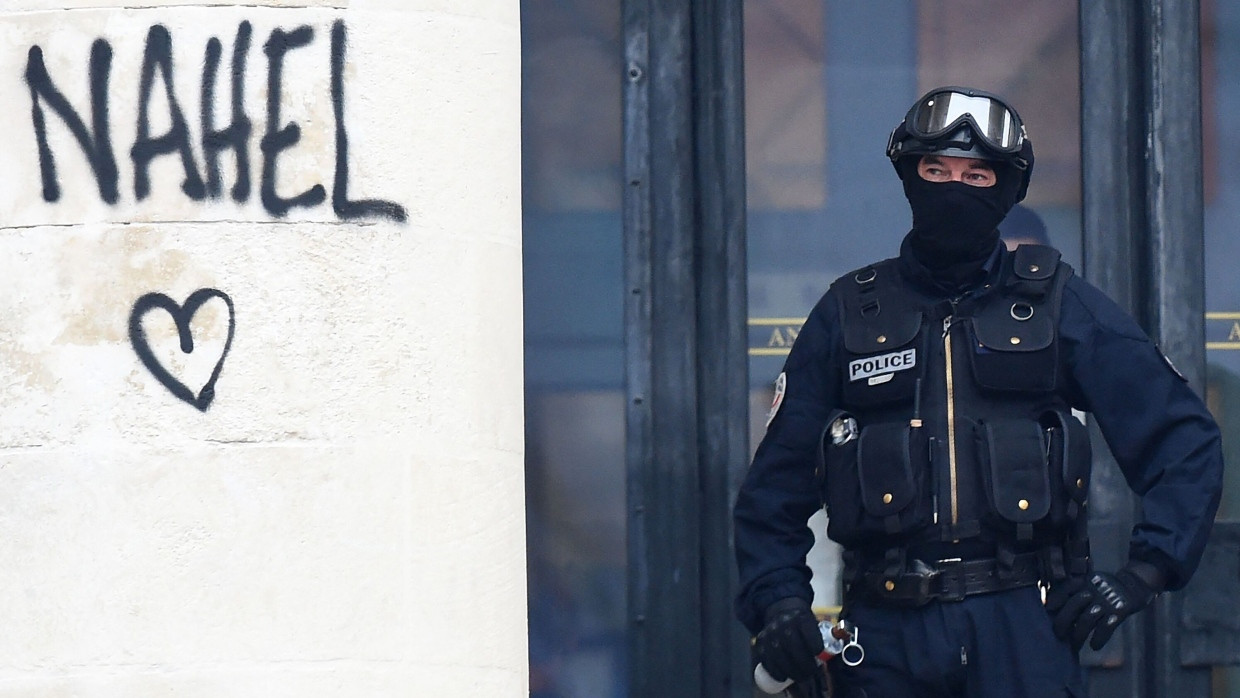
[942,312,959,537]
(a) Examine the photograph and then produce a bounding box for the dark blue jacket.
[733,244,1224,635]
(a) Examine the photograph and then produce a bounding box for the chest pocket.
[966,245,1069,394]
[836,263,925,408]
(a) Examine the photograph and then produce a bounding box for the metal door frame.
[622,1,751,696]
[1082,1,1208,694]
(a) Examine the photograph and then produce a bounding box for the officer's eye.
[918,163,952,182]
[963,169,997,188]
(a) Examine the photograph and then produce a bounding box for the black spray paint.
[129,289,236,412]
[24,20,406,222]
[202,21,253,201]
[331,20,406,222]
[132,25,206,201]
[24,40,120,204]
[260,25,326,217]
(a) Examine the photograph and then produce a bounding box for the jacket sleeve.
[1059,276,1224,590]
[733,291,842,635]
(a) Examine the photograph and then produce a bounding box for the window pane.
[1201,3,1240,681]
[522,2,625,696]
[1203,0,1240,524]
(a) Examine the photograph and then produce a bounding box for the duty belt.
[845,552,1043,607]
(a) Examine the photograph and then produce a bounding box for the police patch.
[849,348,916,383]
[765,372,787,427]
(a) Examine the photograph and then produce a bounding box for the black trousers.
[828,586,1086,698]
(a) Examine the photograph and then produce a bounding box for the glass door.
[1201,1,1240,693]
[522,3,626,696]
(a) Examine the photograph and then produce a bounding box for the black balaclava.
[898,154,1023,286]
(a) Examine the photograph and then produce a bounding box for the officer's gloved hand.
[1046,561,1165,652]
[754,597,823,683]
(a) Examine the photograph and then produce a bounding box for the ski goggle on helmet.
[886,86,1031,170]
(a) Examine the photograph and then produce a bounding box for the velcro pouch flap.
[856,423,915,515]
[983,419,1051,522]
[842,309,923,355]
[971,304,1054,353]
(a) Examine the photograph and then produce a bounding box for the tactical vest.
[818,245,1091,572]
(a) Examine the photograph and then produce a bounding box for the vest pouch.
[840,318,924,409]
[1044,410,1091,505]
[834,261,925,409]
[977,418,1052,541]
[966,245,1068,394]
[967,306,1057,394]
[825,419,930,547]
[821,411,865,547]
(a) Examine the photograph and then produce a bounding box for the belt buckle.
[935,557,966,602]
[901,559,939,606]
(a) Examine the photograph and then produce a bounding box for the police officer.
[733,86,1224,697]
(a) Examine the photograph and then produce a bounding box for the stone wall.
[0,2,525,695]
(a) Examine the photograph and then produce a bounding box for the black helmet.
[887,86,1035,201]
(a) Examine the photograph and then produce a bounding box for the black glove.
[754,597,823,683]
[1045,561,1164,652]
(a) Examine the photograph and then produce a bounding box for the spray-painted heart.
[128,289,235,411]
